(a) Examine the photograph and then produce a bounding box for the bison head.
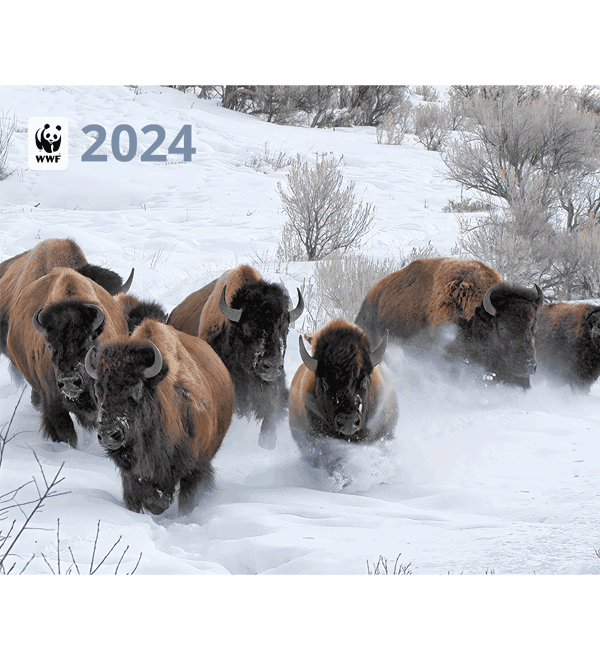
[219,282,303,382]
[32,301,105,399]
[468,282,544,386]
[84,340,165,450]
[299,327,388,438]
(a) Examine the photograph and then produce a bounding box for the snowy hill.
[2,85,600,580]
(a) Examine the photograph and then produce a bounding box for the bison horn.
[289,288,304,322]
[482,283,501,317]
[118,268,135,294]
[534,283,544,306]
[32,308,46,333]
[219,285,243,323]
[369,330,389,368]
[84,345,99,380]
[83,303,105,333]
[299,335,318,373]
[142,340,163,379]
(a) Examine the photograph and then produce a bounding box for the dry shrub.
[276,154,376,261]
[246,141,294,173]
[301,243,438,331]
[454,207,600,300]
[412,103,452,151]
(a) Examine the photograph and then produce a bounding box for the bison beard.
[86,323,233,516]
[104,387,216,515]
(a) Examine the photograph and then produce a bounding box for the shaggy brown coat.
[168,265,300,450]
[7,268,129,446]
[289,318,398,476]
[355,257,543,387]
[355,257,503,341]
[535,303,600,392]
[168,265,262,338]
[0,238,132,354]
[87,319,234,515]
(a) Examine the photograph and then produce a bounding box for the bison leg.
[31,388,41,408]
[178,463,215,515]
[120,472,146,513]
[40,396,77,447]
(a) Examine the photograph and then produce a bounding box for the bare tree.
[277,155,376,261]
[443,86,600,230]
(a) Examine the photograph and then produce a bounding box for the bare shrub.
[367,553,413,575]
[442,86,600,231]
[40,519,142,575]
[1,391,67,574]
[246,142,294,173]
[302,243,439,331]
[0,111,16,181]
[453,206,600,300]
[375,94,413,145]
[314,253,399,322]
[412,103,452,151]
[276,155,376,261]
[443,197,492,213]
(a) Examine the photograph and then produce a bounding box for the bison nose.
[334,411,361,437]
[526,359,537,375]
[57,374,84,397]
[98,426,125,450]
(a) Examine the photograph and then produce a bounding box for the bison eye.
[361,377,369,390]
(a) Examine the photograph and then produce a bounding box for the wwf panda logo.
[35,124,62,153]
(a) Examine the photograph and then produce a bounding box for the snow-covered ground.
[2,85,600,585]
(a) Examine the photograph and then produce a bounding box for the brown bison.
[6,268,130,447]
[289,318,398,477]
[355,257,544,388]
[84,319,234,515]
[535,303,600,393]
[168,265,304,449]
[0,238,133,355]
[115,292,168,334]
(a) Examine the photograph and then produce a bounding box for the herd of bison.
[1,238,600,515]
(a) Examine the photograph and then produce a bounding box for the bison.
[84,319,234,515]
[289,318,398,478]
[6,268,130,447]
[115,292,168,334]
[168,265,304,449]
[355,257,544,388]
[534,303,600,393]
[0,238,133,355]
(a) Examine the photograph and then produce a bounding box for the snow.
[1,86,599,651]
[2,85,600,581]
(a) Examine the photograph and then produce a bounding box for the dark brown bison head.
[219,281,303,382]
[32,301,106,399]
[465,283,544,386]
[299,327,388,438]
[84,340,165,450]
